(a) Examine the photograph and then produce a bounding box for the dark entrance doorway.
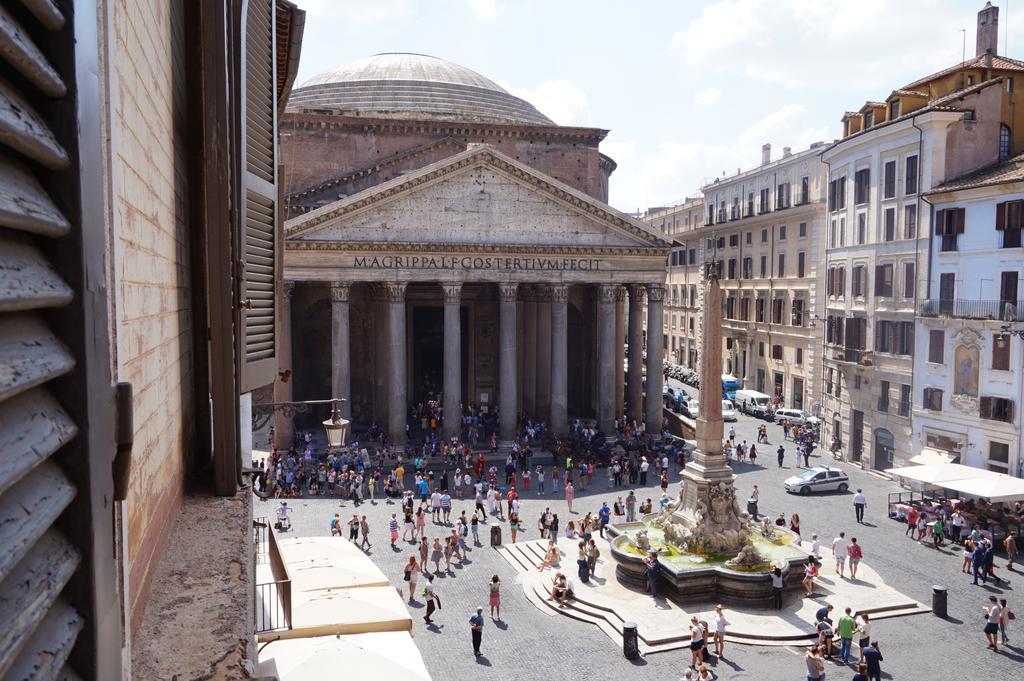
[412,306,443,402]
[851,410,864,462]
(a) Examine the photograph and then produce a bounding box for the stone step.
[494,545,531,574]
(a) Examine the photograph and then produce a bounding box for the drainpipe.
[912,115,929,456]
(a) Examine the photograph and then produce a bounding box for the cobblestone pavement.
[264,395,1022,680]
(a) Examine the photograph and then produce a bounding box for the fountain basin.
[607,516,810,606]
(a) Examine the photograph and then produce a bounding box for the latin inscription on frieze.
[352,255,601,272]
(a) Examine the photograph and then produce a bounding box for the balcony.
[830,347,871,365]
[919,299,1023,321]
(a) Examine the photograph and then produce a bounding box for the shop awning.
[257,631,431,681]
[908,448,958,466]
[944,474,1024,503]
[884,462,991,485]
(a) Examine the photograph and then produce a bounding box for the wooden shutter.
[240,0,280,392]
[980,396,992,419]
[934,209,945,235]
[996,202,1006,230]
[0,4,90,678]
[954,208,966,234]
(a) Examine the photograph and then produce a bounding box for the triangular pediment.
[284,145,671,250]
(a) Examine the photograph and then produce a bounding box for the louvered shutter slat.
[0,529,79,679]
[0,314,75,402]
[246,0,275,183]
[3,598,82,681]
[0,7,66,98]
[0,157,71,237]
[13,0,64,31]
[0,388,76,498]
[0,463,76,584]
[0,232,74,312]
[0,79,68,169]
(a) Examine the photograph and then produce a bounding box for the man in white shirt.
[640,458,650,485]
[431,490,443,522]
[832,531,849,578]
[852,489,867,524]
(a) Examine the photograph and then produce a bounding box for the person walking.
[359,515,371,551]
[776,444,785,468]
[728,425,736,444]
[1005,530,1018,570]
[469,607,484,656]
[905,505,919,537]
[972,539,988,585]
[403,555,418,602]
[470,512,480,545]
[688,617,705,670]
[488,574,502,620]
[423,574,440,624]
[348,514,360,542]
[837,606,857,664]
[536,465,545,495]
[565,481,575,514]
[852,489,867,524]
[626,490,637,522]
[388,513,399,548]
[848,537,863,580]
[713,604,730,658]
[804,645,824,681]
[984,596,1003,650]
[598,502,611,538]
[998,597,1011,644]
[832,531,849,579]
[862,641,883,681]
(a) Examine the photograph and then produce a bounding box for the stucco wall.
[110,0,193,637]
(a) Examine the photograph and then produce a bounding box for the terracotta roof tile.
[927,153,1024,193]
[902,54,1024,90]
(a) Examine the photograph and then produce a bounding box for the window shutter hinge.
[113,382,134,501]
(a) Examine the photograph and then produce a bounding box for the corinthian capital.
[329,282,351,303]
[597,284,618,305]
[384,282,407,303]
[549,284,569,304]
[626,283,646,303]
[646,284,666,303]
[615,286,627,303]
[498,282,518,303]
[442,281,462,304]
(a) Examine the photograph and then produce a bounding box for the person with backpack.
[847,537,864,580]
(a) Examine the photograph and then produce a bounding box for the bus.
[721,374,742,401]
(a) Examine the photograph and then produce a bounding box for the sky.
[293,0,1023,213]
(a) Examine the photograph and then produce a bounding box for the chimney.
[976,1,998,58]
[783,146,792,158]
[761,143,771,165]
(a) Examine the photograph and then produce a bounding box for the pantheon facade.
[279,53,670,444]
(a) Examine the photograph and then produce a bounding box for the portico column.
[330,282,351,419]
[442,282,462,440]
[614,286,626,419]
[550,284,569,434]
[386,282,408,445]
[626,284,645,426]
[522,288,538,418]
[498,283,518,442]
[645,283,666,437]
[597,284,617,435]
[273,281,295,445]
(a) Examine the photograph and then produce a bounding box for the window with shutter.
[0,2,119,677]
[240,0,281,392]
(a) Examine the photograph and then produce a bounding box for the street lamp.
[999,324,1024,340]
[322,399,349,450]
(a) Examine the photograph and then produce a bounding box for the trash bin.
[622,621,639,660]
[490,524,502,547]
[932,585,947,618]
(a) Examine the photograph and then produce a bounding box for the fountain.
[608,263,809,605]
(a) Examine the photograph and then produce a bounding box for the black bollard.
[622,621,639,660]
[932,585,947,618]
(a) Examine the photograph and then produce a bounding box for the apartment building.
[820,2,1024,472]
[699,143,829,411]
[913,155,1024,477]
[644,197,706,368]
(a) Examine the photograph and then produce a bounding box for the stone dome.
[286,53,555,126]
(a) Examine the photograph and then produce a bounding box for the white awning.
[257,631,431,681]
[908,448,958,466]
[884,462,991,485]
[946,474,1024,503]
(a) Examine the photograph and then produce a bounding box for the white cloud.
[500,79,593,126]
[670,0,966,91]
[695,87,721,107]
[608,103,832,211]
[301,0,414,23]
[465,0,506,21]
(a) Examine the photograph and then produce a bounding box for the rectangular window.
[830,219,837,248]
[747,192,754,216]
[779,225,787,240]
[857,213,866,244]
[884,207,896,241]
[897,384,911,416]
[935,208,965,251]
[756,298,765,322]
[799,222,807,237]
[903,262,915,298]
[1000,201,1023,247]
[890,100,901,119]
[728,258,737,279]
[777,183,789,209]
[759,255,767,278]
[796,252,806,278]
[928,329,944,363]
[758,341,765,357]
[746,231,752,245]
[904,204,917,239]
[993,334,1011,370]
[854,168,870,205]
[740,297,750,320]
[742,257,752,278]
[924,387,943,411]
[688,248,696,264]
[800,176,809,204]
[730,233,739,247]
[772,298,784,324]
[839,217,847,246]
[796,347,803,365]
[726,297,736,319]
[899,320,914,355]
[778,253,786,277]
[875,263,894,297]
[878,380,890,412]
[771,344,783,360]
[1000,271,1018,306]
[883,160,897,199]
[791,298,804,326]
[990,442,1010,471]
[905,155,918,195]
[759,188,770,213]
[876,320,893,353]
[761,228,769,243]
[981,397,1014,423]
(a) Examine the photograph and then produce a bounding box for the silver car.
[784,467,850,495]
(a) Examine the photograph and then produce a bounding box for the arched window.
[999,124,1011,160]
[874,428,895,467]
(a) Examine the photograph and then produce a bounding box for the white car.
[774,408,806,426]
[683,400,699,419]
[784,467,850,495]
[721,400,738,422]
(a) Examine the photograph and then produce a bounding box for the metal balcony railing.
[918,299,1023,321]
[254,517,292,634]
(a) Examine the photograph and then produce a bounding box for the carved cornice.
[384,282,407,303]
[597,284,618,305]
[626,283,646,303]
[441,281,462,303]
[284,146,672,249]
[549,284,569,304]
[498,282,519,303]
[646,284,667,303]
[285,240,663,257]
[329,281,351,303]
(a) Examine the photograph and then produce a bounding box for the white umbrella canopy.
[284,585,412,639]
[278,536,389,591]
[885,462,992,485]
[945,474,1024,503]
[258,631,431,681]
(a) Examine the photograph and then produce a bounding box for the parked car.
[663,386,687,412]
[774,408,806,426]
[784,466,850,495]
[721,399,738,422]
[682,400,699,419]
[734,389,772,418]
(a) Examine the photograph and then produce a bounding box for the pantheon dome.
[286,52,556,126]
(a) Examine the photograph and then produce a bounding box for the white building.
[914,154,1024,476]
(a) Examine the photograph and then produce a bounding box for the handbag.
[1010,611,1016,620]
